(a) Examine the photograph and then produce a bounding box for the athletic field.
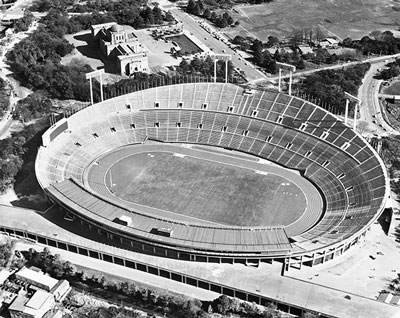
[225,0,399,41]
[106,151,306,227]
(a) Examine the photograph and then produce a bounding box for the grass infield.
[106,151,306,227]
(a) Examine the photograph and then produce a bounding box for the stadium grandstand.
[35,83,389,267]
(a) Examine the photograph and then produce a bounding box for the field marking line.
[177,149,314,227]
[106,193,227,227]
[237,25,258,40]
[90,143,322,231]
[102,147,292,227]
[238,7,255,24]
[318,23,343,42]
[101,154,229,227]
[97,148,230,227]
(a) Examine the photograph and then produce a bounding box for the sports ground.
[225,0,400,41]
[105,150,306,227]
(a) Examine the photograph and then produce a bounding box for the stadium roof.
[47,178,292,255]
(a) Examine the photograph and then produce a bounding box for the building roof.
[110,24,123,33]
[325,37,339,44]
[9,290,54,316]
[0,269,11,285]
[50,279,71,301]
[8,294,29,313]
[298,45,314,55]
[26,290,52,310]
[16,267,58,291]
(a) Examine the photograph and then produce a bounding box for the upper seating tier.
[36,83,388,253]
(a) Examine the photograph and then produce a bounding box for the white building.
[91,22,149,76]
[9,290,55,318]
[319,37,339,49]
[8,267,71,318]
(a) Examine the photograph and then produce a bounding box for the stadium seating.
[36,83,387,252]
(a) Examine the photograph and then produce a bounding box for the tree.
[152,5,163,24]
[203,8,211,19]
[165,11,174,22]
[186,0,196,14]
[210,11,218,22]
[14,10,34,32]
[266,35,279,48]
[212,295,232,314]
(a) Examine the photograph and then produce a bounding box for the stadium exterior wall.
[34,83,389,267]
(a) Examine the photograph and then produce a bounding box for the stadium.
[35,82,389,267]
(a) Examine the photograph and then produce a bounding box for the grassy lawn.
[107,152,306,227]
[383,81,400,95]
[225,0,399,41]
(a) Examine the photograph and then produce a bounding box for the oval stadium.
[35,83,389,266]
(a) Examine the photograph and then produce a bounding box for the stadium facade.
[35,83,389,268]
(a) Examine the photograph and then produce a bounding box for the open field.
[107,151,306,227]
[225,0,400,42]
[383,80,400,95]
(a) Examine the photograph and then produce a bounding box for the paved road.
[358,59,400,137]
[14,241,220,301]
[270,53,400,81]
[0,14,38,139]
[166,5,267,83]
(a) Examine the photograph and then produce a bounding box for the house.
[7,267,71,318]
[15,267,58,292]
[298,44,314,55]
[319,37,339,49]
[9,290,55,318]
[91,22,149,76]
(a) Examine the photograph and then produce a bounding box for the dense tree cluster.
[0,78,9,117]
[380,137,400,178]
[0,119,49,193]
[6,22,92,101]
[6,0,178,100]
[0,240,14,268]
[295,63,370,114]
[13,93,53,122]
[13,10,35,33]
[341,31,400,55]
[186,0,234,28]
[378,58,400,80]
[231,35,358,74]
[30,0,75,12]
[31,0,174,32]
[178,55,233,79]
[183,0,273,9]
[0,134,26,192]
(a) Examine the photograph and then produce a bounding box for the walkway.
[1,205,399,318]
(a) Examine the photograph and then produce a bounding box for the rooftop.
[16,267,58,291]
[26,290,52,310]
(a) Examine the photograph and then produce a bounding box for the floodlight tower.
[86,69,105,105]
[344,92,361,131]
[276,62,296,95]
[210,53,232,83]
